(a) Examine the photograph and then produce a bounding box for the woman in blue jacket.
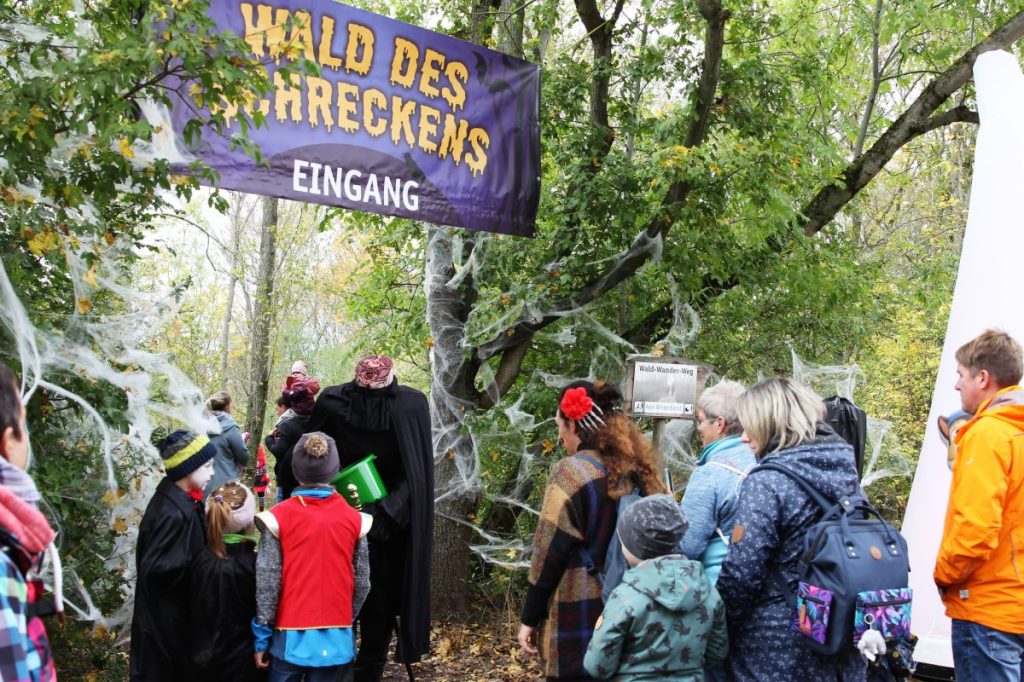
[678,380,755,583]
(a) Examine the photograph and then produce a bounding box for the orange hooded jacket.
[934,385,1024,633]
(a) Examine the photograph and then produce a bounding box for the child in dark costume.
[188,481,266,681]
[130,429,216,682]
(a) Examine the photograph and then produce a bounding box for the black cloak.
[265,414,309,499]
[129,477,206,682]
[187,539,266,682]
[308,379,434,663]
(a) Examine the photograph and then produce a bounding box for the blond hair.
[206,482,248,559]
[737,377,825,457]
[206,391,231,412]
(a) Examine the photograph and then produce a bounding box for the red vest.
[270,491,361,629]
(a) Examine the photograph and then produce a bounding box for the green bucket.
[331,454,387,508]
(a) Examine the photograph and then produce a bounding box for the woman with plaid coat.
[518,380,665,680]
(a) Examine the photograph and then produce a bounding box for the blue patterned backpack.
[758,462,912,656]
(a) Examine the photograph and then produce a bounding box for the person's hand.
[254,651,270,669]
[243,431,251,444]
[517,623,538,655]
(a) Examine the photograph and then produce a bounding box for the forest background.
[1,0,1020,678]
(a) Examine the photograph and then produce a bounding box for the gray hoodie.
[205,411,249,494]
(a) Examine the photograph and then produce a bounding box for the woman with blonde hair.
[518,380,665,680]
[716,377,864,680]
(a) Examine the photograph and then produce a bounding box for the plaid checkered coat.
[523,453,616,678]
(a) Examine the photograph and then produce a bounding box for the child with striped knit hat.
[130,429,217,681]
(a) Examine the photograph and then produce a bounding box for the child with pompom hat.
[252,432,371,680]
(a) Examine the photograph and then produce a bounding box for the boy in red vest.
[252,432,371,681]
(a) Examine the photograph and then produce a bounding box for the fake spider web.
[425,245,915,569]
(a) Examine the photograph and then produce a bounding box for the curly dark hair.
[559,380,665,499]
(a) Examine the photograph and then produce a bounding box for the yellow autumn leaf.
[112,517,128,534]
[76,297,92,314]
[541,439,556,454]
[83,265,99,289]
[27,229,59,256]
[490,450,499,462]
[100,488,125,508]
[118,138,135,159]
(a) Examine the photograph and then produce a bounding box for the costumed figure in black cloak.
[130,429,216,682]
[307,355,434,682]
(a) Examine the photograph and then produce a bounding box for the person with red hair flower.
[518,380,666,680]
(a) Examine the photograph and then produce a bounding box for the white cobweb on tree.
[0,12,223,626]
[447,270,914,569]
[1,226,222,629]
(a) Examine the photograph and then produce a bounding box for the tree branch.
[477,340,530,409]
[477,0,727,361]
[918,104,979,135]
[798,10,1024,237]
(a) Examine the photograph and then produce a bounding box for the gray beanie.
[291,432,340,485]
[617,494,688,561]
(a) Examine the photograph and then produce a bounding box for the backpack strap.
[574,452,607,473]
[574,452,607,576]
[708,460,755,543]
[752,462,846,609]
[755,462,857,516]
[707,460,748,476]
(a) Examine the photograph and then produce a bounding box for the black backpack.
[824,396,868,477]
[758,462,912,655]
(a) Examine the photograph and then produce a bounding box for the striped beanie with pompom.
[291,431,340,485]
[156,429,217,481]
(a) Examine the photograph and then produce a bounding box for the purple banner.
[165,0,540,236]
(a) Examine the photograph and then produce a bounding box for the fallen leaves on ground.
[381,619,542,681]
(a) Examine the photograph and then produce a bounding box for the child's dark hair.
[206,482,249,559]
[0,365,23,441]
[276,395,288,408]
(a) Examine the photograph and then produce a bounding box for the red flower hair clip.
[560,387,606,431]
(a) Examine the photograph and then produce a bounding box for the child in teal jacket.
[584,495,728,681]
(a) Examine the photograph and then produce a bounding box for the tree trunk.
[426,226,483,617]
[218,199,245,389]
[244,196,277,458]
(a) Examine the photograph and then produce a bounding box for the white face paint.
[186,460,214,491]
